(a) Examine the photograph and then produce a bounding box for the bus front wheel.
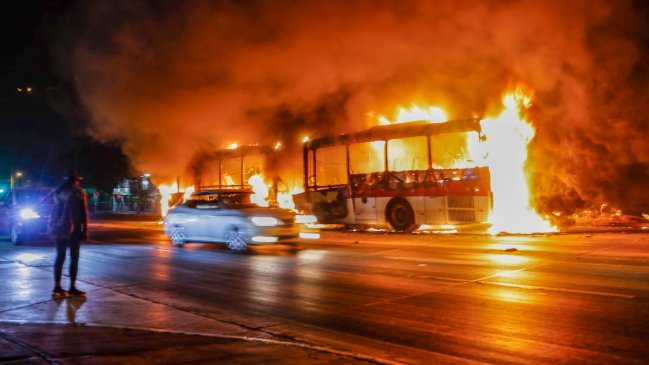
[386,198,418,232]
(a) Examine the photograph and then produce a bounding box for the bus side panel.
[446,195,491,224]
[407,197,426,226]
[352,197,378,221]
[425,196,447,224]
[374,197,390,225]
[474,196,491,223]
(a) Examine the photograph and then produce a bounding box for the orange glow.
[277,186,301,211]
[486,254,531,266]
[158,183,195,216]
[227,142,238,149]
[222,173,236,186]
[248,174,270,207]
[248,173,301,210]
[477,87,556,234]
[379,105,447,125]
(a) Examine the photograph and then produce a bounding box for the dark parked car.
[164,189,318,251]
[0,187,54,244]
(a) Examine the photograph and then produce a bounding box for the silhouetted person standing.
[49,171,88,297]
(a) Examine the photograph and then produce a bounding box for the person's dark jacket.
[48,182,88,240]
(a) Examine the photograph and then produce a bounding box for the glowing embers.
[476,87,555,234]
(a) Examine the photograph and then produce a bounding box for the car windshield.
[185,191,255,209]
[15,189,54,205]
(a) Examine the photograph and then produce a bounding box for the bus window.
[350,141,385,174]
[387,136,428,171]
[315,145,346,186]
[430,131,474,169]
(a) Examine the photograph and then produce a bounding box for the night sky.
[0,0,130,191]
[1,1,648,215]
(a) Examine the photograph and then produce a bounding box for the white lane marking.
[476,281,636,299]
[0,320,407,365]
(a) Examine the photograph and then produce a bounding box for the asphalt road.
[1,218,648,364]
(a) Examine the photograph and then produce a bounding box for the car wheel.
[169,226,186,246]
[10,225,22,245]
[385,198,418,232]
[225,229,248,251]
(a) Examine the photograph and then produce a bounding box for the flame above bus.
[377,88,556,234]
[378,105,448,125]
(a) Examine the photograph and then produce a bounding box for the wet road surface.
[1,217,648,364]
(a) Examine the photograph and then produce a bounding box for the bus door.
[353,196,377,221]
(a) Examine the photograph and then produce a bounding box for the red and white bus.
[293,119,492,231]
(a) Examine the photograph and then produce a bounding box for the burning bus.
[191,144,283,206]
[292,119,492,232]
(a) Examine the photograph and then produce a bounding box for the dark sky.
[0,0,129,191]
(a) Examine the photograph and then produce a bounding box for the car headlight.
[251,217,281,226]
[295,214,317,224]
[20,208,40,220]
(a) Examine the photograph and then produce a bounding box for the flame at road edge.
[478,88,556,234]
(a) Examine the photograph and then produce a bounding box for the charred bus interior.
[191,145,283,206]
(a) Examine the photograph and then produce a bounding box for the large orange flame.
[248,173,301,210]
[158,183,194,216]
[375,87,556,234]
[478,88,556,234]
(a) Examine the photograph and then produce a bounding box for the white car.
[164,189,315,251]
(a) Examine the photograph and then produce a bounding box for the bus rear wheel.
[386,198,418,232]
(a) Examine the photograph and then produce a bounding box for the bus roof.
[196,145,275,161]
[304,118,482,150]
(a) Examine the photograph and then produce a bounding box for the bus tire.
[386,198,418,232]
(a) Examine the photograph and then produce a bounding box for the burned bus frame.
[192,145,282,205]
[294,118,492,231]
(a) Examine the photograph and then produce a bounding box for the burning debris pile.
[56,1,648,227]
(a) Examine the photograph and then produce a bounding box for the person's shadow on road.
[66,296,87,324]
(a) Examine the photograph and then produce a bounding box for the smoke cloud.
[58,0,649,214]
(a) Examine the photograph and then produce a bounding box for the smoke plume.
[58,0,649,214]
